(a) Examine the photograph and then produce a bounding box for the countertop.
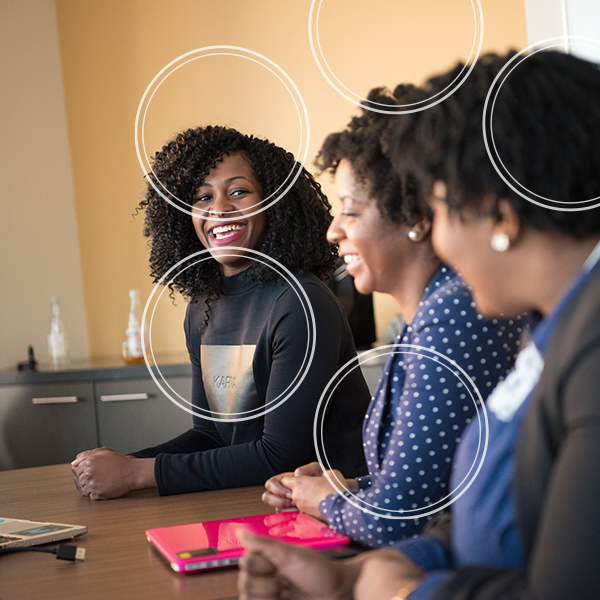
[0,353,192,386]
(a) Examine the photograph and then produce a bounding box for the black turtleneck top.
[132,271,370,495]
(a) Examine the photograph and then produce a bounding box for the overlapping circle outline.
[313,344,488,520]
[483,36,600,212]
[308,0,484,114]
[141,248,316,422]
[134,46,310,219]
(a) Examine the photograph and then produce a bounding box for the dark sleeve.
[130,430,222,458]
[153,282,359,495]
[427,341,600,600]
[129,302,226,459]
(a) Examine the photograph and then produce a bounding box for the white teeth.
[344,254,360,264]
[211,224,243,238]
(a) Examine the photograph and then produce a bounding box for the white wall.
[0,0,89,369]
[525,0,600,61]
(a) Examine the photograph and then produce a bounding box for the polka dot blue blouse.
[319,265,523,547]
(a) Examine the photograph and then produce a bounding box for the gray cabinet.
[0,355,384,470]
[0,381,97,470]
[0,358,192,470]
[95,376,193,454]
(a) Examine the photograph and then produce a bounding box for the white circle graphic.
[135,46,310,219]
[483,36,600,212]
[142,248,316,422]
[308,1,484,114]
[313,344,488,520]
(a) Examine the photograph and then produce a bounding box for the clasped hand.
[71,447,154,500]
[238,529,425,600]
[262,461,359,520]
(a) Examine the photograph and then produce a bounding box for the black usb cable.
[0,544,86,561]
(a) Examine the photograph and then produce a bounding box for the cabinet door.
[0,382,97,470]
[95,377,193,454]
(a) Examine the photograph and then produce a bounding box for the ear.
[494,198,522,246]
[408,216,432,242]
[432,181,447,201]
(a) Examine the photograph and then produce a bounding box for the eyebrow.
[340,194,367,205]
[197,176,251,188]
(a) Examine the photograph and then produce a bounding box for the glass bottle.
[122,289,145,365]
[48,297,69,369]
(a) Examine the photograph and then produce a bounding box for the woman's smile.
[207,221,247,244]
[342,252,362,276]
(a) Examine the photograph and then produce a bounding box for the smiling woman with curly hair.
[141,125,339,318]
[71,126,370,499]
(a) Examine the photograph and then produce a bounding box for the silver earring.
[491,233,510,252]
[408,230,419,241]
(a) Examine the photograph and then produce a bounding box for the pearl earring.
[408,230,419,241]
[491,233,510,252]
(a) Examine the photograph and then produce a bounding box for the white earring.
[491,233,510,252]
[408,230,419,241]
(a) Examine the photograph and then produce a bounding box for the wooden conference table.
[0,464,273,599]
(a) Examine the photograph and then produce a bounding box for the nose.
[209,191,237,217]
[327,212,345,244]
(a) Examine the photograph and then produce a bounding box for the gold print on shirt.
[201,345,259,419]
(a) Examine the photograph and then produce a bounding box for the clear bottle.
[48,297,69,369]
[122,289,145,365]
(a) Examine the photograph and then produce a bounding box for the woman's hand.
[262,462,325,509]
[71,447,156,500]
[354,549,425,600]
[281,469,358,520]
[238,529,360,600]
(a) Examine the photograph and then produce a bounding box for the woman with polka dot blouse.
[261,85,523,548]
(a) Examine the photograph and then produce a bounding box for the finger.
[241,551,278,576]
[280,476,297,490]
[267,523,293,537]
[77,474,91,496]
[262,491,294,509]
[239,529,293,569]
[72,471,86,496]
[71,452,91,467]
[77,481,90,497]
[323,470,346,487]
[238,569,279,600]
[294,462,323,477]
[265,474,293,497]
[264,513,291,526]
[71,459,87,477]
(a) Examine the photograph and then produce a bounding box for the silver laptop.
[0,518,86,549]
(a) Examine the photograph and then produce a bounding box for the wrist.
[346,478,359,490]
[131,457,157,490]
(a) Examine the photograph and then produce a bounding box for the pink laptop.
[146,511,350,573]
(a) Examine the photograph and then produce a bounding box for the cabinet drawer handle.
[100,393,150,402]
[32,396,79,404]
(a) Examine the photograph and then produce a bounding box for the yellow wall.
[54,0,528,358]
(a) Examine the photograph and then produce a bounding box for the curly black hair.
[139,126,337,315]
[315,85,430,226]
[386,50,600,237]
